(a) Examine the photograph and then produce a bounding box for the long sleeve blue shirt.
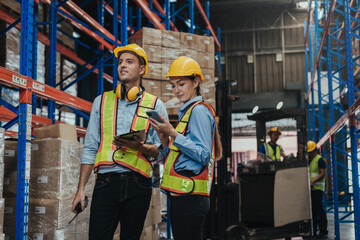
[161,96,216,175]
[81,92,168,174]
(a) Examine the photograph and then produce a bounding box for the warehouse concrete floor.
[159,212,356,239]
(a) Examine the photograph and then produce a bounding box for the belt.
[97,171,139,179]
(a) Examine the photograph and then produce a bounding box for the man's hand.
[113,137,142,151]
[72,189,87,213]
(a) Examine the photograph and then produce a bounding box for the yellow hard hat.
[268,127,281,135]
[166,56,204,81]
[113,43,148,77]
[307,141,317,152]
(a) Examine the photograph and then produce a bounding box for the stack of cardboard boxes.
[3,124,95,239]
[0,129,5,240]
[129,27,216,116]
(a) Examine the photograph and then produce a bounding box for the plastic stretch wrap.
[0,128,4,199]
[3,138,95,238]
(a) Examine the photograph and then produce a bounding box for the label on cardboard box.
[4,207,13,214]
[35,207,46,214]
[186,35,193,41]
[5,150,15,157]
[204,40,210,45]
[33,233,44,240]
[37,176,48,184]
[31,144,39,151]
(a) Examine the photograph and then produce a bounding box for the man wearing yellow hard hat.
[307,140,328,238]
[72,43,168,239]
[258,127,286,161]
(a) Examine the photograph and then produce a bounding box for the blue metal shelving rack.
[0,0,221,238]
[305,0,360,239]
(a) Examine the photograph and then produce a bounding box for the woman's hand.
[149,115,178,142]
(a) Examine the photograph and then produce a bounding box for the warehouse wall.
[219,7,307,108]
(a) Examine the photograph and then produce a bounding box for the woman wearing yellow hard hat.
[148,56,222,240]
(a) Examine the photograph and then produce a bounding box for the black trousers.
[170,194,210,240]
[89,171,152,240]
[311,190,328,235]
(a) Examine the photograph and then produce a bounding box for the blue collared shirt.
[160,96,216,175]
[81,92,168,173]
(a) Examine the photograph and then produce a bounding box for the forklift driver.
[257,127,286,161]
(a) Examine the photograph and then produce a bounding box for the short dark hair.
[117,50,146,66]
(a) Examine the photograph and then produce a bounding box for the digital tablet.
[115,129,145,141]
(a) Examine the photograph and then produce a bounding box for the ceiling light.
[252,106,259,114]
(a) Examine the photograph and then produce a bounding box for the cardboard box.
[180,32,199,49]
[151,188,161,207]
[28,198,91,229]
[4,197,15,227]
[128,27,162,46]
[146,62,163,80]
[198,52,215,69]
[0,1,20,15]
[4,141,18,171]
[161,47,180,65]
[140,225,153,240]
[143,44,162,63]
[198,35,215,53]
[0,198,4,233]
[142,79,162,97]
[143,207,153,228]
[34,123,77,142]
[0,163,4,198]
[162,30,181,48]
[201,69,216,109]
[179,49,203,68]
[0,128,5,164]
[3,171,16,197]
[152,205,162,225]
[31,138,83,169]
[29,168,95,199]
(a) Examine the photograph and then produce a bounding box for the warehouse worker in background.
[148,56,223,240]
[72,43,168,240]
[307,140,328,239]
[257,127,286,161]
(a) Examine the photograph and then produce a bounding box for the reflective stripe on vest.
[161,102,215,196]
[309,154,325,191]
[264,143,281,161]
[94,91,157,178]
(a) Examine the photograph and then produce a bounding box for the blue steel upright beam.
[314,0,324,139]
[344,1,360,238]
[164,0,170,30]
[325,1,339,238]
[305,21,311,140]
[97,0,105,95]
[205,1,210,36]
[309,25,316,141]
[188,0,194,33]
[217,27,221,76]
[113,0,119,90]
[121,0,128,45]
[48,0,57,122]
[17,0,34,239]
[32,1,38,114]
